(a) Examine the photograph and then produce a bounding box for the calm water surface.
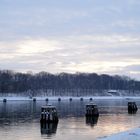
[0,99,140,140]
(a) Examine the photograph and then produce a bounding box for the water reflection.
[128,110,137,114]
[1,102,7,118]
[40,122,58,137]
[86,116,99,127]
[0,99,140,140]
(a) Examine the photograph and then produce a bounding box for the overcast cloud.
[0,0,140,80]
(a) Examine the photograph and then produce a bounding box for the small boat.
[40,105,59,123]
[85,103,99,117]
[107,90,120,96]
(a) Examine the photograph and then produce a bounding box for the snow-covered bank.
[0,96,140,101]
[98,127,140,140]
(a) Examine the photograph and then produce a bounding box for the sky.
[0,0,140,80]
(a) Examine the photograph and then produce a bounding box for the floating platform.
[128,102,138,113]
[85,103,99,117]
[40,105,59,123]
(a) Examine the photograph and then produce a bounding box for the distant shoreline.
[0,96,140,101]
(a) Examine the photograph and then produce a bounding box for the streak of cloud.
[0,0,140,80]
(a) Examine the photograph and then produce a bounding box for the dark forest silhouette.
[0,70,140,96]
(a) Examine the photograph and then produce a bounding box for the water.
[0,99,140,140]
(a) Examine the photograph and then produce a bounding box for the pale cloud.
[0,34,140,79]
[111,20,140,29]
[0,0,140,80]
[0,39,61,54]
[16,39,60,54]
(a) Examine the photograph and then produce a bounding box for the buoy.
[80,97,83,101]
[33,98,36,102]
[90,98,93,101]
[69,98,72,101]
[58,98,61,101]
[3,99,7,102]
[45,98,49,102]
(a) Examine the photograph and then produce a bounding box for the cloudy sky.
[0,0,140,80]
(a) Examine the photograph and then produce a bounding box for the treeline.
[0,70,140,94]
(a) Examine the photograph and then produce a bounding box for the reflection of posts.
[86,116,99,127]
[40,122,58,137]
[2,102,7,118]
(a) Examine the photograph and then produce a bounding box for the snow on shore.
[98,127,140,140]
[0,96,140,101]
